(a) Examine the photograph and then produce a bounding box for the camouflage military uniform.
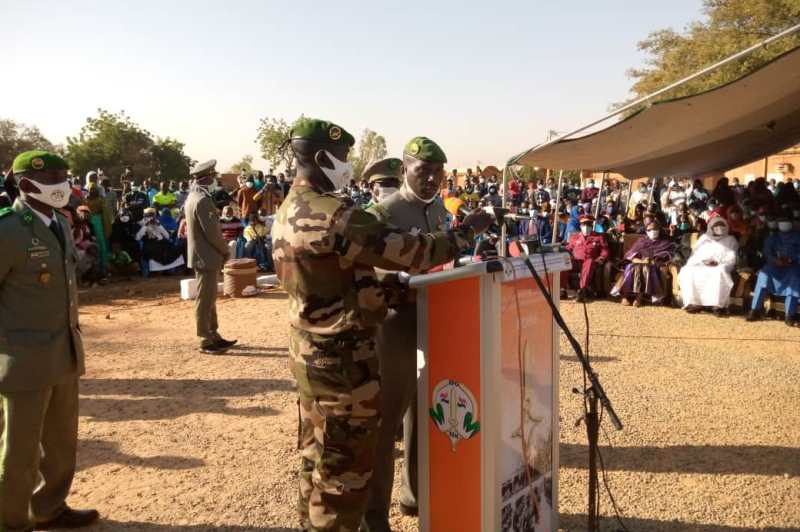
[272,185,473,531]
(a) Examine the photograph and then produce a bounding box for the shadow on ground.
[78,378,292,422]
[88,521,298,531]
[560,513,800,531]
[560,443,800,476]
[78,438,204,471]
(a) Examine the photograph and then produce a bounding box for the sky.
[0,0,704,173]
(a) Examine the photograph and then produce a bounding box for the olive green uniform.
[273,182,473,532]
[184,184,228,343]
[0,199,85,532]
[364,185,450,525]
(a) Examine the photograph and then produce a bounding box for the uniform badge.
[39,272,52,285]
[408,142,420,155]
[329,126,342,141]
[32,238,40,246]
[31,157,45,170]
[389,159,399,170]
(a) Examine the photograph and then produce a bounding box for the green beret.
[290,117,355,147]
[12,150,68,175]
[403,136,447,164]
[364,158,403,184]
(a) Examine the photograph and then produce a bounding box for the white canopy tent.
[509,45,800,179]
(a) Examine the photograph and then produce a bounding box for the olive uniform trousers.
[194,269,219,341]
[0,372,79,532]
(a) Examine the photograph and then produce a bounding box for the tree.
[0,119,56,171]
[229,154,254,174]
[66,109,192,183]
[621,0,800,111]
[351,129,388,181]
[256,117,295,174]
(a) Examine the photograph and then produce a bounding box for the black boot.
[746,309,761,322]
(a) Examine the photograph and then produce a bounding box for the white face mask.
[258,215,267,222]
[246,182,254,189]
[22,178,71,208]
[376,186,398,202]
[320,150,353,191]
[778,221,793,232]
[647,230,660,240]
[120,215,130,223]
[580,225,591,236]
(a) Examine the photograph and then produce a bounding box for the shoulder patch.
[0,207,12,219]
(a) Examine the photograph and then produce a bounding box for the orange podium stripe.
[427,276,482,532]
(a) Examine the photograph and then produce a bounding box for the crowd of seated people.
[494,174,800,327]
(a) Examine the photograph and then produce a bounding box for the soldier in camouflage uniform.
[271,118,491,532]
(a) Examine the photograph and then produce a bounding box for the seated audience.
[678,216,738,315]
[564,214,609,302]
[611,221,674,306]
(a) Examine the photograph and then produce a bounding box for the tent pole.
[594,172,607,219]
[552,170,563,244]
[763,156,769,179]
[623,179,633,219]
[508,21,800,166]
[500,165,508,257]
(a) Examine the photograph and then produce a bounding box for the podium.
[410,253,571,532]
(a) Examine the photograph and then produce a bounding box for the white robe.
[678,233,738,308]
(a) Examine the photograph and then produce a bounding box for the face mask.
[588,182,595,188]
[246,182,254,189]
[22,178,71,208]
[767,221,778,230]
[320,150,353,191]
[120,215,130,223]
[778,221,792,232]
[222,215,233,222]
[132,185,141,192]
[678,223,690,231]
[647,230,660,240]
[376,186,397,202]
[580,225,591,236]
[258,215,267,222]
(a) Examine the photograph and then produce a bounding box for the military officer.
[363,158,403,209]
[184,159,237,353]
[363,137,451,531]
[0,150,99,532]
[271,118,491,532]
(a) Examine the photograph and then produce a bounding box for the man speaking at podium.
[271,119,491,532]
[364,137,451,531]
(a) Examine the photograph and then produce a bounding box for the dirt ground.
[9,276,800,531]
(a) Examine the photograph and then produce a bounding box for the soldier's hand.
[461,209,494,235]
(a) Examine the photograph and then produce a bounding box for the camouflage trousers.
[289,327,381,532]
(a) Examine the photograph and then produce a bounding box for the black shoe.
[746,310,761,322]
[685,305,702,314]
[399,502,418,517]
[360,515,393,532]
[35,507,99,529]
[712,307,727,317]
[200,342,228,354]
[786,316,798,327]
[575,290,586,303]
[214,335,238,349]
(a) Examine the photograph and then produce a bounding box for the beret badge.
[409,143,420,155]
[329,126,342,141]
[31,157,45,170]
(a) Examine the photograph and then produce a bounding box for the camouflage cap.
[290,117,355,147]
[12,150,68,175]
[364,158,403,184]
[403,136,447,164]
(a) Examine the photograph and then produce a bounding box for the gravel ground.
[9,277,798,531]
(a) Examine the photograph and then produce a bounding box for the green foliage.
[229,154,254,174]
[65,109,192,183]
[622,0,800,111]
[256,117,295,173]
[0,119,55,172]
[351,129,388,181]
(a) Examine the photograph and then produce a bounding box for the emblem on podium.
[429,379,480,451]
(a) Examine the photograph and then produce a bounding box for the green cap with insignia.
[190,159,217,178]
[364,158,404,184]
[290,117,355,147]
[12,150,69,175]
[403,136,447,164]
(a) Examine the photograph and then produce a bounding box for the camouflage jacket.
[272,185,474,335]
